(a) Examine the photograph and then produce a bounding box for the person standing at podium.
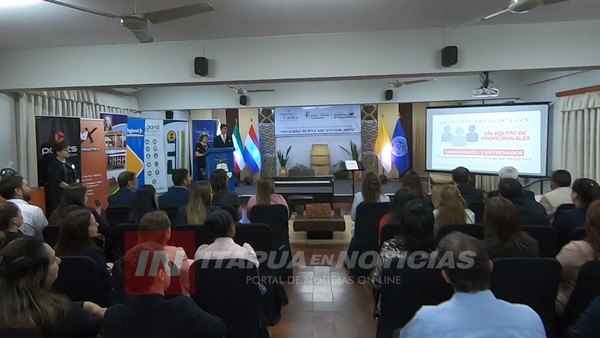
[213,124,233,148]
[194,133,209,181]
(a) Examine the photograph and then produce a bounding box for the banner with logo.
[191,120,218,180]
[274,105,361,137]
[100,113,128,193]
[141,119,168,194]
[163,120,190,186]
[126,117,145,187]
[35,116,81,187]
[80,119,109,210]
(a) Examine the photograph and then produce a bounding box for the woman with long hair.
[131,184,158,224]
[246,177,289,218]
[378,188,417,246]
[210,169,242,221]
[483,196,539,259]
[434,185,475,235]
[48,184,108,235]
[194,133,209,181]
[0,237,104,337]
[0,202,24,248]
[175,181,218,226]
[402,170,426,199]
[351,172,390,221]
[556,200,600,314]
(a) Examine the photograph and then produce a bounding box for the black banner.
[35,116,82,186]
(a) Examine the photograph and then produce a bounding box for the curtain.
[560,91,600,182]
[14,90,138,186]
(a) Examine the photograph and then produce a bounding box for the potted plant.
[339,141,361,179]
[277,145,292,176]
[332,161,349,179]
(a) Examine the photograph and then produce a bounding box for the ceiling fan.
[387,79,434,88]
[41,0,214,43]
[481,0,570,21]
[227,85,276,94]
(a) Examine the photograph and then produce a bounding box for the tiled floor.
[269,244,377,338]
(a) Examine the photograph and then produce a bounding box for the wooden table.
[293,215,346,239]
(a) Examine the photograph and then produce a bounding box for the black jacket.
[553,206,587,246]
[213,134,234,148]
[158,186,190,210]
[457,183,485,222]
[108,188,136,208]
[489,189,536,201]
[510,197,550,226]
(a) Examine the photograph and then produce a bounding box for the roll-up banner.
[80,118,109,210]
[100,113,128,193]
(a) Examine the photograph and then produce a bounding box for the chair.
[568,226,587,242]
[346,202,390,278]
[555,203,575,215]
[522,226,558,257]
[490,257,562,337]
[114,223,137,260]
[377,257,453,338]
[234,223,273,276]
[172,225,216,257]
[160,207,179,227]
[52,256,113,307]
[105,207,132,228]
[437,224,484,242]
[380,222,403,246]
[192,259,263,338]
[42,225,60,247]
[248,204,292,279]
[560,260,600,333]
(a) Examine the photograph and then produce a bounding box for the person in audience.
[398,232,545,338]
[568,296,600,338]
[246,176,289,218]
[211,169,242,221]
[556,200,600,315]
[402,170,427,200]
[488,166,535,200]
[194,133,209,181]
[195,209,258,267]
[102,242,226,338]
[131,184,159,224]
[483,196,539,259]
[0,175,48,239]
[158,168,192,209]
[48,184,109,236]
[452,166,485,221]
[175,181,219,226]
[46,142,77,214]
[378,187,417,245]
[54,208,113,295]
[553,178,600,245]
[372,199,435,315]
[107,171,137,208]
[0,237,104,337]
[539,169,573,220]
[137,211,193,295]
[0,202,25,248]
[434,185,475,235]
[499,178,549,226]
[213,124,233,148]
[351,172,390,221]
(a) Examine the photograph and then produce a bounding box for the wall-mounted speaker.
[165,110,174,119]
[194,57,209,76]
[239,95,248,106]
[441,46,458,67]
[384,89,394,101]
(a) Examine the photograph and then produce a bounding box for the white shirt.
[7,199,48,239]
[539,187,573,219]
[194,237,259,268]
[350,192,390,221]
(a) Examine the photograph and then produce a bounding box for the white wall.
[140,110,190,120]
[0,93,17,169]
[1,20,599,90]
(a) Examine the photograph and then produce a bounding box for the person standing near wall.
[194,133,209,181]
[46,142,77,214]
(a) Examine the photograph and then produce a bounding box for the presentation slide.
[426,103,549,177]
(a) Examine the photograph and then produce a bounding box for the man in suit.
[488,166,535,200]
[213,123,234,148]
[452,167,485,222]
[158,168,192,209]
[108,171,137,208]
[102,242,226,338]
[539,169,573,220]
[499,178,549,226]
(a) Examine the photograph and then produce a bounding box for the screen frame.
[425,102,551,178]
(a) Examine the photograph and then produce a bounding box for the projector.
[472,87,500,98]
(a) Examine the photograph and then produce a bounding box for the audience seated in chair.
[102,242,225,338]
[397,232,545,338]
[556,199,600,315]
[158,168,192,210]
[401,170,428,200]
[246,177,289,217]
[211,169,242,221]
[378,188,418,246]
[434,185,475,236]
[499,178,549,226]
[107,171,137,208]
[483,196,539,259]
[560,260,600,334]
[539,169,573,220]
[568,296,600,338]
[0,237,104,337]
[131,184,158,224]
[0,175,48,239]
[0,202,25,248]
[553,178,600,246]
[351,172,390,222]
[452,166,485,222]
[488,166,535,200]
[175,181,219,226]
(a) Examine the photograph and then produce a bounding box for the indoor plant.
[277,145,292,176]
[339,141,361,178]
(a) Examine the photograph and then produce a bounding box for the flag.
[232,120,245,173]
[244,121,261,173]
[375,118,393,173]
[391,116,410,174]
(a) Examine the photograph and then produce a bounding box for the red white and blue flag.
[243,121,261,173]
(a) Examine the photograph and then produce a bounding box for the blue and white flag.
[391,116,410,174]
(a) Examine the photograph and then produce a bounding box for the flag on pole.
[232,120,245,173]
[244,120,261,173]
[375,118,393,173]
[391,115,410,174]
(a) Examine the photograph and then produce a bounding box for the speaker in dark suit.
[213,124,234,148]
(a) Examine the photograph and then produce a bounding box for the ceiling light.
[0,0,41,7]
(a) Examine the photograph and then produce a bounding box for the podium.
[341,160,365,196]
[205,147,235,192]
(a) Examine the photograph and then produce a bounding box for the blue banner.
[391,117,411,175]
[126,117,146,187]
